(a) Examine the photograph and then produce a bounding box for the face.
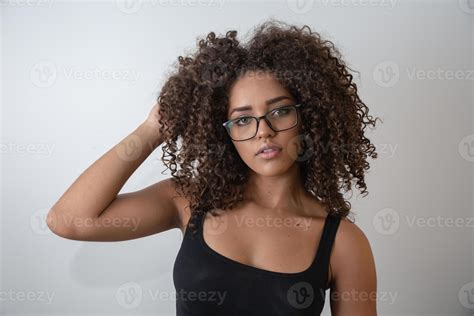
[225,70,303,177]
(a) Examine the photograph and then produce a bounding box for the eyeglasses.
[222,103,303,141]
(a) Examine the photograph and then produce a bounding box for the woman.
[48,19,379,315]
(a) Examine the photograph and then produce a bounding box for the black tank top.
[173,210,341,315]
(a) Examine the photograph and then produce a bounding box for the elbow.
[46,208,78,240]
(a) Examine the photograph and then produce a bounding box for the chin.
[250,161,295,177]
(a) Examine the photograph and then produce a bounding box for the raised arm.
[46,103,185,241]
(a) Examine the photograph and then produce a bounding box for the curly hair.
[156,18,381,236]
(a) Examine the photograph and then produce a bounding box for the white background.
[1,0,473,315]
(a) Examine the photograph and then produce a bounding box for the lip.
[256,143,282,155]
[257,148,282,159]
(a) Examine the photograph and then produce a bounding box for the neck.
[243,163,309,214]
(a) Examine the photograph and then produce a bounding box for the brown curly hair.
[156,18,381,236]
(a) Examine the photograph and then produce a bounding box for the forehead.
[227,71,294,113]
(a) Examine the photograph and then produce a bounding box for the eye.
[271,106,291,117]
[234,116,253,126]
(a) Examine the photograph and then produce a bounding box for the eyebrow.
[228,95,293,117]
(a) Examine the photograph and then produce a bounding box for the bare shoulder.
[164,178,191,233]
[333,217,375,263]
[327,217,377,313]
[336,217,372,246]
[330,216,377,287]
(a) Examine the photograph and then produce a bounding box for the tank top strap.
[197,210,206,230]
[184,210,206,239]
[315,213,341,287]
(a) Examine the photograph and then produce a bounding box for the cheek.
[280,130,304,161]
[233,142,254,159]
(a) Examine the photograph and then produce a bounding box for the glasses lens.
[227,106,298,141]
[267,106,297,131]
[228,117,257,141]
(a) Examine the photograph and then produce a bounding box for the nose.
[256,117,275,139]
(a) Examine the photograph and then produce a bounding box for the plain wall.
[1,0,473,315]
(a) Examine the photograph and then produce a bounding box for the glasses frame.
[222,103,303,142]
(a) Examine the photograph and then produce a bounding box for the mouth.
[256,143,282,156]
[256,147,282,159]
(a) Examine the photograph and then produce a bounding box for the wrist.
[137,121,163,150]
